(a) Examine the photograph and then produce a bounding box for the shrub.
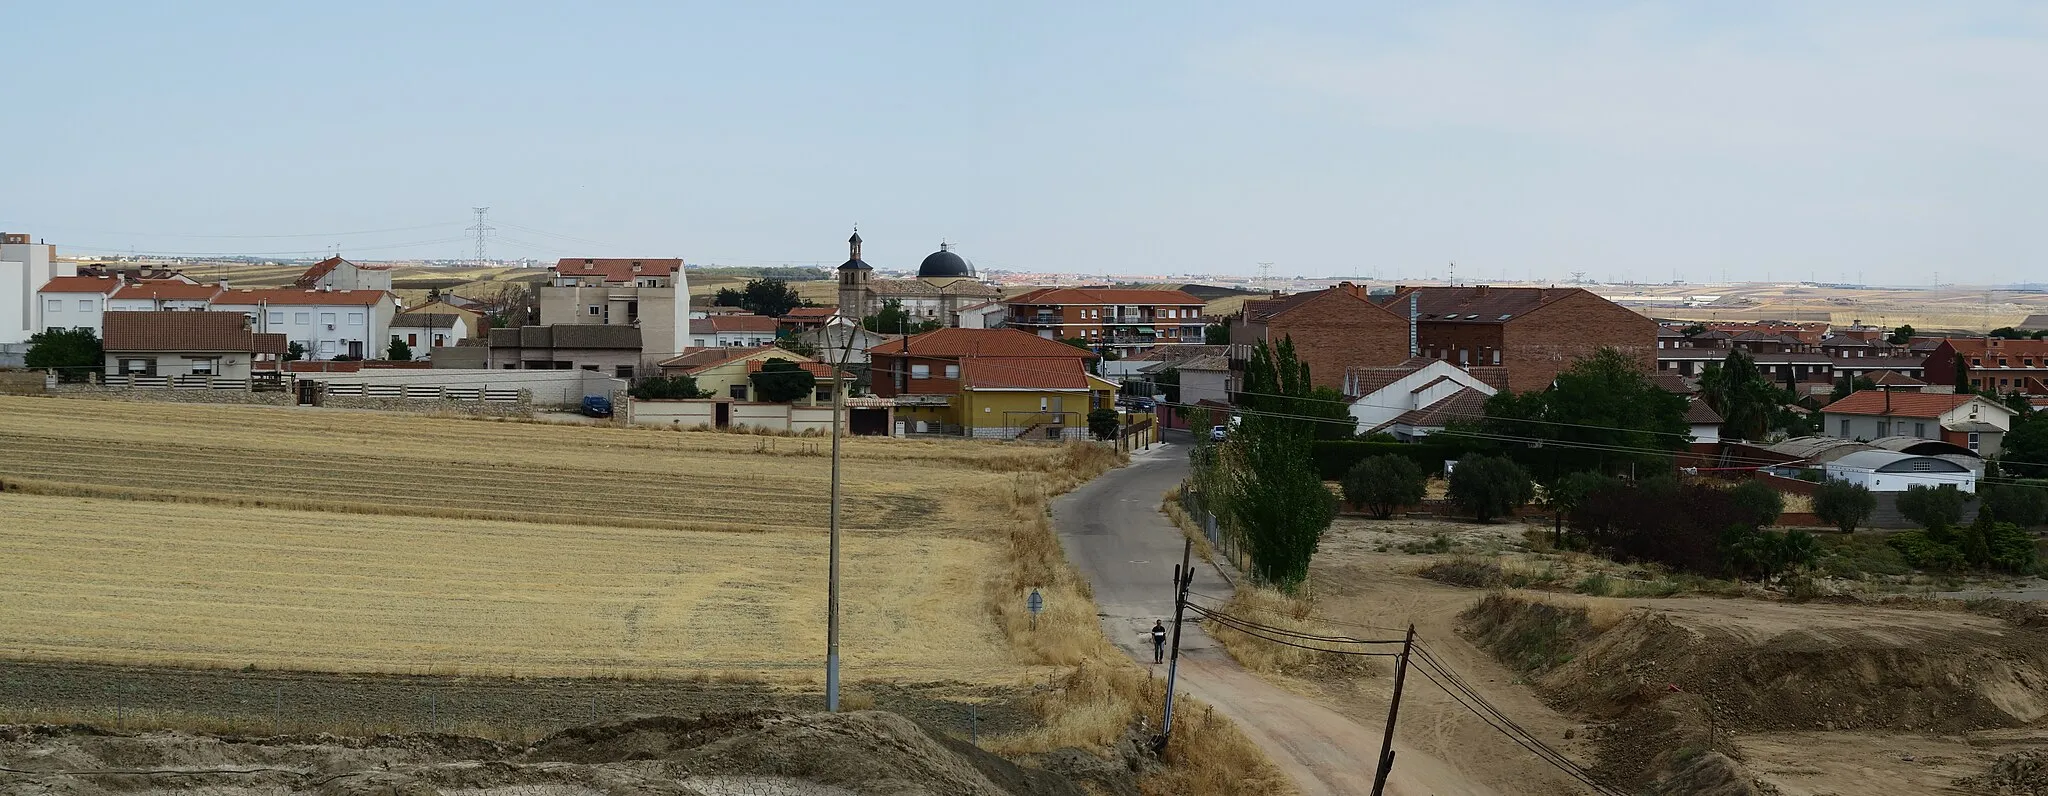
[629,375,708,400]
[1816,533,1910,578]
[1574,573,1613,596]
[1729,480,1785,528]
[1897,484,1970,531]
[1310,439,1474,480]
[1576,480,1747,577]
[1812,479,1878,533]
[1986,522,2040,573]
[1888,530,1967,572]
[1419,558,1504,588]
[751,358,817,403]
[1447,454,1534,524]
[1341,454,1428,519]
[1981,482,2048,528]
[24,328,101,383]
[1086,408,1119,441]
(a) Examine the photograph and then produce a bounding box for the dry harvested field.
[0,395,1095,682]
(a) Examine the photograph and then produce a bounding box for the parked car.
[581,395,614,418]
[1210,424,1229,441]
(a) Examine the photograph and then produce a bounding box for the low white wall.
[303,369,623,408]
[633,400,717,426]
[629,399,841,433]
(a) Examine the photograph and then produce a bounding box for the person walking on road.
[1150,620,1168,664]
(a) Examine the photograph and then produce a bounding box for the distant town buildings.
[1002,287,1206,356]
[835,233,1001,326]
[538,257,690,365]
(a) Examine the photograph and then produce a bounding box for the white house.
[294,256,393,292]
[2,233,70,351]
[1686,398,1724,445]
[1820,389,2017,456]
[1347,359,1506,439]
[1822,450,1978,493]
[688,315,777,348]
[388,312,469,359]
[211,288,399,361]
[108,278,224,312]
[953,300,1008,329]
[34,274,124,337]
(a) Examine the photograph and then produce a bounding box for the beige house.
[656,346,851,405]
[540,257,690,366]
[101,311,287,380]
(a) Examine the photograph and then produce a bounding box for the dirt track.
[0,660,1030,743]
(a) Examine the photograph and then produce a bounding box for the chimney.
[1475,284,1490,296]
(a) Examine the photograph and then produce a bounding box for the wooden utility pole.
[1158,538,1194,751]
[1370,625,1417,795]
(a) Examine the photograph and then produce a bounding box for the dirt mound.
[1957,749,2048,795]
[0,711,1088,796]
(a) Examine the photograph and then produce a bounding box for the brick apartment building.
[1002,287,1206,356]
[1924,337,2048,395]
[1230,283,1652,394]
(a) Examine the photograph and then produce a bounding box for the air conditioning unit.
[326,324,336,330]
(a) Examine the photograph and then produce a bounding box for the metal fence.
[1178,482,1250,579]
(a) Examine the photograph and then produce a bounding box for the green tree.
[1548,470,1617,545]
[775,335,818,358]
[750,358,818,403]
[1220,337,1337,592]
[1955,353,1974,394]
[1680,323,1707,337]
[629,374,708,400]
[1980,482,2048,527]
[1698,349,1781,440]
[1341,455,1427,520]
[1729,480,1785,528]
[385,336,412,361]
[1830,374,1875,404]
[285,341,307,362]
[23,328,102,383]
[1204,324,1230,345]
[2002,412,2048,478]
[1307,386,1357,440]
[1475,347,1688,478]
[1991,326,2026,339]
[1087,408,1120,440]
[1812,479,1877,533]
[1896,483,1970,532]
[1888,324,1915,345]
[1447,454,1533,523]
[714,278,808,317]
[861,299,941,335]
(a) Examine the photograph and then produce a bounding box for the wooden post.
[1369,625,1417,796]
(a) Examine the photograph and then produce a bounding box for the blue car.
[581,395,614,418]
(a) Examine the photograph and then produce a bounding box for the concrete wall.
[630,399,839,433]
[540,284,687,363]
[2,241,67,346]
[305,368,622,408]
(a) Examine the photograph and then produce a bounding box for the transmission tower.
[468,207,493,267]
[1256,262,1273,287]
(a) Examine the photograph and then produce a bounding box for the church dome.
[917,243,973,279]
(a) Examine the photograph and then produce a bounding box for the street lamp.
[825,317,859,711]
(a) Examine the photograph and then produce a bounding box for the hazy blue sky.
[3,2,2043,283]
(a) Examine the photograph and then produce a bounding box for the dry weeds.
[1201,588,1384,682]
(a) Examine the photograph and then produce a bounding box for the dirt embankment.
[1461,594,2048,794]
[0,711,1115,796]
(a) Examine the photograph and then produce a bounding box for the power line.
[469,208,493,268]
[0,221,460,240]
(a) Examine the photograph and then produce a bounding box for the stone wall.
[48,384,294,406]
[322,394,533,418]
[46,384,532,417]
[0,370,46,395]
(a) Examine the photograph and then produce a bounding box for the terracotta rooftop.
[38,275,124,294]
[1685,398,1724,425]
[656,346,778,373]
[874,327,1096,359]
[102,311,287,354]
[551,258,685,282]
[1384,285,1584,323]
[294,256,387,288]
[1347,358,1509,397]
[217,288,393,306]
[961,357,1097,390]
[780,307,841,319]
[110,280,225,302]
[1820,390,2003,418]
[746,358,846,379]
[1386,387,1489,430]
[1867,370,1926,387]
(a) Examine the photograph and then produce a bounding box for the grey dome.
[918,244,973,279]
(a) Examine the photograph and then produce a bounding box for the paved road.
[1053,438,1490,796]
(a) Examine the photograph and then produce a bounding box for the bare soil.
[0,711,1098,796]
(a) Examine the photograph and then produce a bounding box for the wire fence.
[1178,482,1250,578]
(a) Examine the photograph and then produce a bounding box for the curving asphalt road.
[1053,436,1492,796]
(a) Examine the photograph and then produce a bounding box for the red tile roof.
[102,311,287,354]
[293,256,387,288]
[110,280,225,302]
[1388,388,1489,429]
[1820,390,1995,418]
[1384,285,1581,323]
[780,307,841,319]
[746,358,846,379]
[551,258,685,282]
[961,357,1096,390]
[1005,287,1204,306]
[216,288,394,306]
[689,315,779,334]
[655,346,778,374]
[1866,370,1925,387]
[38,275,124,294]
[1944,337,2048,358]
[873,327,1095,358]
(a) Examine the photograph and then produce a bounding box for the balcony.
[894,394,951,407]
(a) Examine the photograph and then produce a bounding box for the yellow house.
[870,328,1117,439]
[656,346,852,406]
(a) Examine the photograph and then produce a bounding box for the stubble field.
[0,396,1083,682]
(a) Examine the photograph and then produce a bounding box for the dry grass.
[1202,588,1382,681]
[0,395,1106,682]
[1159,486,1215,563]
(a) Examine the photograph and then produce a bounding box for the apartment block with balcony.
[539,258,692,366]
[1002,288,1206,354]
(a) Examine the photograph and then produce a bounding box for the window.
[189,359,215,375]
[319,341,336,354]
[1915,422,1926,438]
[268,311,284,325]
[588,305,602,316]
[503,363,517,370]
[78,299,93,311]
[406,334,418,346]
[1874,420,1887,436]
[434,334,446,346]
[319,312,337,327]
[294,312,311,324]
[347,312,364,326]
[944,364,960,379]
[44,298,60,312]
[2001,359,2009,367]
[1840,418,1851,437]
[1492,350,1502,365]
[910,364,931,379]
[581,364,598,372]
[729,383,748,399]
[615,366,634,379]
[1969,432,1981,452]
[816,387,832,402]
[1458,349,1469,365]
[120,358,154,375]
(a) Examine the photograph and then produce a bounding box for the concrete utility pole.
[825,323,856,711]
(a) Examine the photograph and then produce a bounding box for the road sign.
[1027,589,1044,628]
